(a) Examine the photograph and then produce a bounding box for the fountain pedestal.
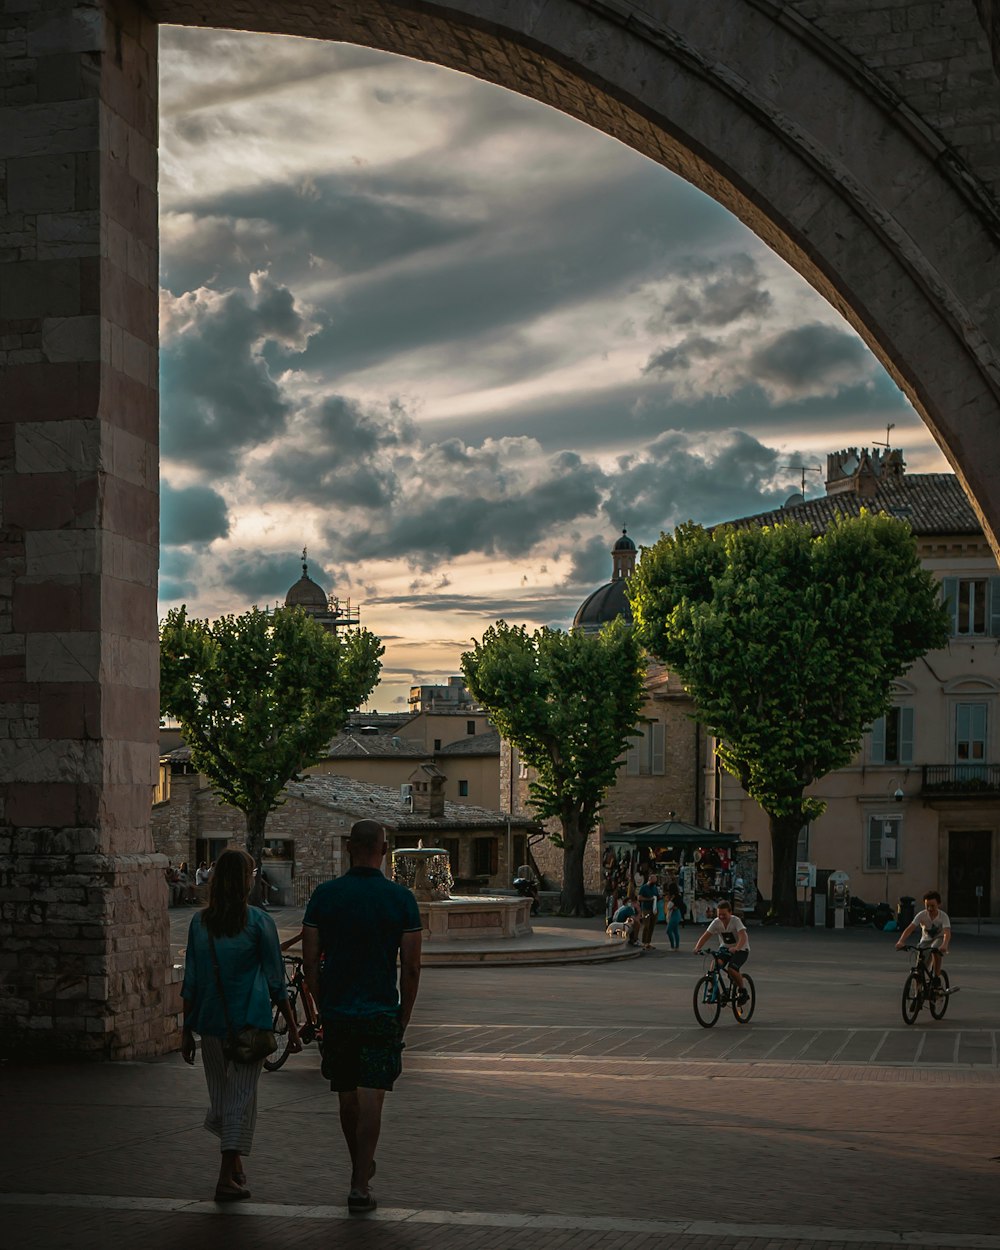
[391,846,534,943]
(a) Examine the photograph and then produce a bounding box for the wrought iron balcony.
[921,764,1000,797]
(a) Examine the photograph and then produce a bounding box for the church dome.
[571,527,638,633]
[572,579,632,632]
[284,549,329,611]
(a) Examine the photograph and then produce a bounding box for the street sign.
[976,885,984,898]
[795,862,816,888]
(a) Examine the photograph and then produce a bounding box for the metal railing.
[292,875,320,908]
[921,764,1000,795]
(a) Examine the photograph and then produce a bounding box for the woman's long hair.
[201,848,254,938]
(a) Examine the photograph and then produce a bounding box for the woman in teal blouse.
[181,848,300,1201]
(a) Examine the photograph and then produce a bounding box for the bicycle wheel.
[732,973,756,1024]
[693,975,721,1027]
[929,969,951,1020]
[900,972,923,1025]
[264,989,300,1071]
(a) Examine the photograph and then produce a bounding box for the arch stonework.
[1,0,998,1055]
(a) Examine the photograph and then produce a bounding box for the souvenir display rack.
[603,819,758,920]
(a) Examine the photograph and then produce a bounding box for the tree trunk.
[559,817,592,916]
[245,808,269,904]
[769,808,805,924]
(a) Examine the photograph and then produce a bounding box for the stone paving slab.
[405,1022,1000,1068]
[0,1194,996,1250]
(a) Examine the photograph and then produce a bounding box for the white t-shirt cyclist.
[913,907,951,948]
[706,914,749,950]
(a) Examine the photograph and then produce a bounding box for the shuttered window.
[870,707,914,765]
[941,577,1000,636]
[626,721,665,776]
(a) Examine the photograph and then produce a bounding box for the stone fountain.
[391,845,533,942]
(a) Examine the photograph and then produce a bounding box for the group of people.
[180,820,422,1214]
[165,861,206,906]
[608,870,686,951]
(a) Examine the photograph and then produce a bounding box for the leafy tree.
[160,605,383,868]
[462,619,646,915]
[629,513,949,923]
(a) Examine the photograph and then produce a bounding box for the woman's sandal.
[233,1171,247,1187]
[214,1180,251,1202]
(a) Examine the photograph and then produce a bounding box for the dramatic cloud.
[160,271,318,473]
[748,322,874,398]
[258,395,417,508]
[328,442,608,569]
[216,548,338,607]
[652,254,773,328]
[160,480,231,547]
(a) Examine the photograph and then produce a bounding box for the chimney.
[408,763,446,818]
[825,446,906,497]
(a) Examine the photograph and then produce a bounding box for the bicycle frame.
[702,950,738,997]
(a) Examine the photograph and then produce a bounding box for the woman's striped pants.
[199,1035,265,1154]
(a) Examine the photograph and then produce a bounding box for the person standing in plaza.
[302,819,423,1214]
[180,848,301,1201]
[665,886,683,950]
[637,871,661,950]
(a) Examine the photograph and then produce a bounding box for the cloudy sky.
[158,27,947,709]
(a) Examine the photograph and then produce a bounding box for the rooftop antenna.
[782,464,822,496]
[873,422,895,451]
[301,545,308,576]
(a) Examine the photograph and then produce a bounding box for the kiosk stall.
[603,820,758,921]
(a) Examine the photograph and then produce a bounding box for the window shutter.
[899,707,914,765]
[990,578,1000,638]
[870,716,886,765]
[651,723,665,776]
[866,815,880,870]
[940,577,958,635]
[626,731,641,776]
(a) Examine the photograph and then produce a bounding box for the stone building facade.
[152,768,540,902]
[708,453,1000,919]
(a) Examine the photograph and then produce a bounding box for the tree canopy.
[160,605,383,866]
[629,512,949,920]
[462,619,646,914]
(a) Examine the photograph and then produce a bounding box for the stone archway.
[2,0,998,1055]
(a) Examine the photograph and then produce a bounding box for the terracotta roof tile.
[723,474,979,536]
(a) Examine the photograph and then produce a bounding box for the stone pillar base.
[0,850,180,1060]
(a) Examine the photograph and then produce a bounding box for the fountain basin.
[418,895,533,941]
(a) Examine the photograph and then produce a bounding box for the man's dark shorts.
[321,1012,404,1092]
[717,948,749,970]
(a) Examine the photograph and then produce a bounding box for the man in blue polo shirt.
[303,819,423,1215]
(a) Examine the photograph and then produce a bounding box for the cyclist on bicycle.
[896,890,951,986]
[693,900,750,1004]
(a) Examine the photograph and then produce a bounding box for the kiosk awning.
[603,820,740,848]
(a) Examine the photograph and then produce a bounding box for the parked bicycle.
[693,949,756,1027]
[899,945,956,1025]
[265,955,323,1071]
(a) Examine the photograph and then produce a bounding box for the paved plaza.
[3,915,999,1250]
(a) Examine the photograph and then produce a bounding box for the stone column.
[0,0,172,1056]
